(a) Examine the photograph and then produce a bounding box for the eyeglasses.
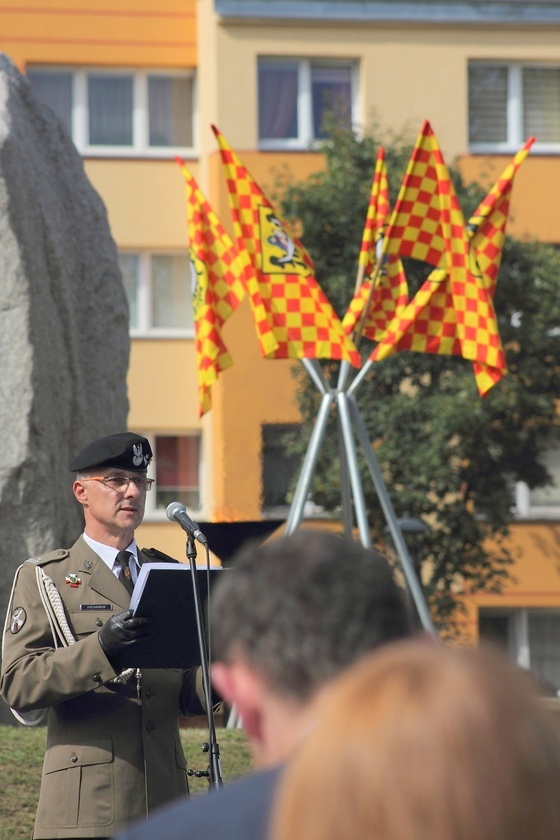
[81,475,154,492]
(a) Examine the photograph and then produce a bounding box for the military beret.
[69,432,153,473]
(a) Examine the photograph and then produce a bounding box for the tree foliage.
[277,124,560,632]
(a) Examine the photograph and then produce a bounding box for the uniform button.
[93,674,102,683]
[58,550,66,556]
[145,721,155,733]
[70,753,78,763]
[95,619,103,627]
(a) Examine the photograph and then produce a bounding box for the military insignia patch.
[65,574,82,587]
[83,560,93,570]
[10,607,26,634]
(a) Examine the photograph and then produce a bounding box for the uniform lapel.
[73,536,130,609]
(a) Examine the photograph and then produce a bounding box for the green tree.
[277,125,560,633]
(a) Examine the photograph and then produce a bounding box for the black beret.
[69,432,153,473]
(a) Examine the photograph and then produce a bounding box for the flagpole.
[347,358,374,397]
[347,393,437,636]
[336,410,355,539]
[285,389,335,534]
[336,392,372,547]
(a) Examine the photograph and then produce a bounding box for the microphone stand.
[184,534,223,790]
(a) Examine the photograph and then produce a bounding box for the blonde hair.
[272,640,560,840]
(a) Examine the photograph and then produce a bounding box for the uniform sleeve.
[1,562,117,713]
[179,666,223,716]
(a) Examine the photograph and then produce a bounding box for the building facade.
[1,0,560,683]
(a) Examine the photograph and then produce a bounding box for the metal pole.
[347,394,437,636]
[336,409,354,539]
[285,391,335,534]
[336,392,371,548]
[347,357,374,398]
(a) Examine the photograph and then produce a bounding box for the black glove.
[98,609,152,663]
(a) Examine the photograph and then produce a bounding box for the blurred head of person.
[272,639,560,840]
[210,529,411,767]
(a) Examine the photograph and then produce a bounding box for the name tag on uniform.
[80,604,113,611]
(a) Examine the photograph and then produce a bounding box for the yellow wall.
[3,0,196,69]
[84,159,197,248]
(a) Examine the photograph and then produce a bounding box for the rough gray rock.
[0,54,129,722]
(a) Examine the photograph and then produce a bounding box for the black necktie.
[116,550,134,596]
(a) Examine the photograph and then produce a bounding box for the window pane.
[88,75,133,146]
[311,65,352,138]
[27,70,72,135]
[148,75,193,147]
[258,61,299,140]
[151,255,193,329]
[528,612,560,694]
[523,67,560,142]
[262,424,300,508]
[118,253,140,329]
[468,65,508,143]
[155,435,200,510]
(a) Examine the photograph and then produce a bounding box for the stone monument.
[0,54,129,722]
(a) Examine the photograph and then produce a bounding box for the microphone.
[166,501,208,546]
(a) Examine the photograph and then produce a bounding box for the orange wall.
[1,0,196,69]
[458,155,560,244]
[456,524,560,643]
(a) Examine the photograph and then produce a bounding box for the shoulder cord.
[35,566,136,685]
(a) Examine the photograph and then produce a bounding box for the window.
[27,67,195,156]
[119,252,194,336]
[262,424,301,510]
[468,61,560,152]
[258,58,357,149]
[144,434,201,518]
[479,608,560,696]
[514,446,560,519]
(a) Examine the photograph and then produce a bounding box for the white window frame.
[28,66,197,158]
[479,607,560,690]
[142,432,203,522]
[513,445,560,520]
[120,250,195,339]
[468,60,560,154]
[258,57,359,150]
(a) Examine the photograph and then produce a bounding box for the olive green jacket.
[1,537,205,838]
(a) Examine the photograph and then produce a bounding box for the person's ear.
[73,479,88,506]
[212,660,265,745]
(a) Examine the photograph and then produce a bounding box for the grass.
[0,724,252,840]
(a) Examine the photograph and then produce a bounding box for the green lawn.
[0,725,252,840]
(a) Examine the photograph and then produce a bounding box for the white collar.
[82,533,138,572]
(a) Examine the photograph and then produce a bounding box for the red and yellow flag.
[212,125,361,368]
[359,147,390,276]
[177,158,246,416]
[343,147,408,342]
[468,136,535,295]
[372,121,509,396]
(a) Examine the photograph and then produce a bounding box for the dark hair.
[210,529,410,701]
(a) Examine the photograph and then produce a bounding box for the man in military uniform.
[1,432,206,839]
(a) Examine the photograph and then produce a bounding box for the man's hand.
[98,609,152,662]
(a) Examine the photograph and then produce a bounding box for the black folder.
[119,562,225,669]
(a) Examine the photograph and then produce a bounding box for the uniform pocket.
[69,609,114,638]
[36,739,114,828]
